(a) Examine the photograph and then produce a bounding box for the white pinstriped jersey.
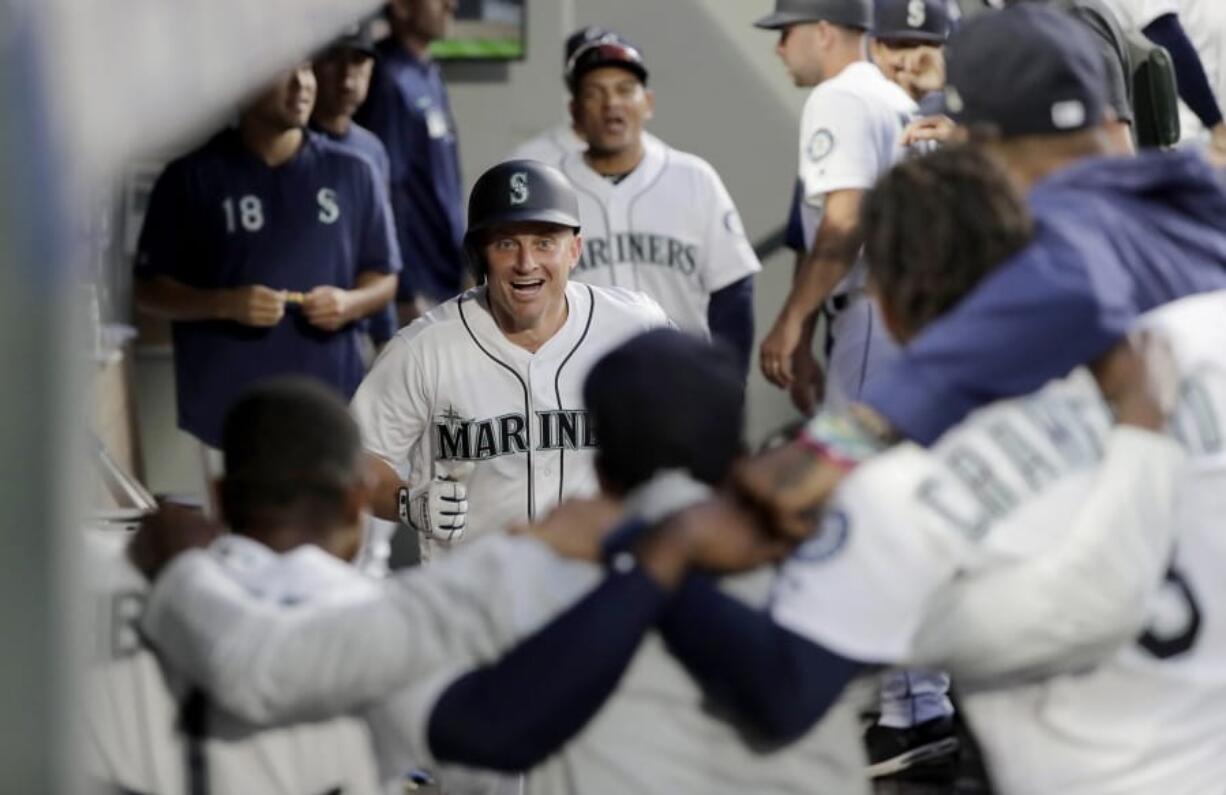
[509,122,664,170]
[351,282,668,554]
[774,291,1226,794]
[557,136,761,336]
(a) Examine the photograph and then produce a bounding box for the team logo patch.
[793,508,850,563]
[509,172,530,206]
[806,129,835,164]
[723,209,745,237]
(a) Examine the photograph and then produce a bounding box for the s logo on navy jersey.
[509,172,530,206]
[317,188,340,224]
[907,0,926,28]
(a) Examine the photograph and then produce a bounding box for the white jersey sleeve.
[696,161,761,293]
[798,89,889,204]
[1102,0,1179,29]
[351,328,432,468]
[910,426,1185,687]
[771,445,973,663]
[508,123,584,168]
[141,534,594,725]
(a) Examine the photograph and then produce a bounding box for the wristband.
[396,485,411,526]
[799,407,891,471]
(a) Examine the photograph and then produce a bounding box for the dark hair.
[584,329,745,493]
[220,377,364,535]
[861,144,1035,339]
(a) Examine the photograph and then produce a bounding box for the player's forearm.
[1142,14,1225,129]
[134,276,230,322]
[368,453,407,522]
[346,271,399,322]
[142,551,417,723]
[658,575,862,745]
[707,276,755,379]
[781,249,853,324]
[428,560,672,771]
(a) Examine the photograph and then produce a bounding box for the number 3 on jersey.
[1138,560,1203,660]
[222,195,264,233]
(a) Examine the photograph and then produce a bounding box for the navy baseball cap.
[754,0,873,31]
[329,19,377,57]
[944,4,1108,137]
[565,26,612,63]
[584,328,744,490]
[566,30,649,91]
[873,0,949,43]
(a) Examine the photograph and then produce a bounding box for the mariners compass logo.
[509,172,530,205]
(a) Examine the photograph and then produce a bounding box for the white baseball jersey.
[352,282,668,553]
[798,61,916,410]
[509,122,664,169]
[556,136,761,336]
[1101,0,1179,29]
[82,530,382,795]
[774,291,1226,794]
[141,532,869,795]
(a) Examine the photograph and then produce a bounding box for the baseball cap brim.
[873,30,946,44]
[754,11,811,28]
[467,208,581,236]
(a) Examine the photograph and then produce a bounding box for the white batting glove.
[398,462,475,544]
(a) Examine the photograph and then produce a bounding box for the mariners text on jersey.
[433,407,597,461]
[577,232,699,277]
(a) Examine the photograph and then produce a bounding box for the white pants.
[824,292,900,412]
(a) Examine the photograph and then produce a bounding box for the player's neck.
[396,29,434,62]
[584,140,644,179]
[236,525,315,556]
[492,298,570,353]
[312,113,352,138]
[237,524,354,562]
[986,129,1112,191]
[823,47,866,84]
[239,121,305,168]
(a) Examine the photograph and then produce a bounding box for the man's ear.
[567,233,583,273]
[643,88,656,122]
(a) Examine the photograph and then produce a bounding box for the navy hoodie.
[864,149,1226,445]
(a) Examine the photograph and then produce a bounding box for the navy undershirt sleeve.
[658,575,863,746]
[427,565,668,771]
[1143,13,1224,129]
[708,276,755,380]
[785,179,806,254]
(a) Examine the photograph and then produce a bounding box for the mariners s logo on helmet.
[509,172,530,206]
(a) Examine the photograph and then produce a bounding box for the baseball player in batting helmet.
[462,159,582,282]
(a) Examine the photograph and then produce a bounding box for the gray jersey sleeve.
[141,535,597,725]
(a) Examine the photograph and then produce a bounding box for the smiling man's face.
[481,222,581,334]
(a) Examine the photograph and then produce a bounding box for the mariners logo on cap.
[509,172,530,205]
